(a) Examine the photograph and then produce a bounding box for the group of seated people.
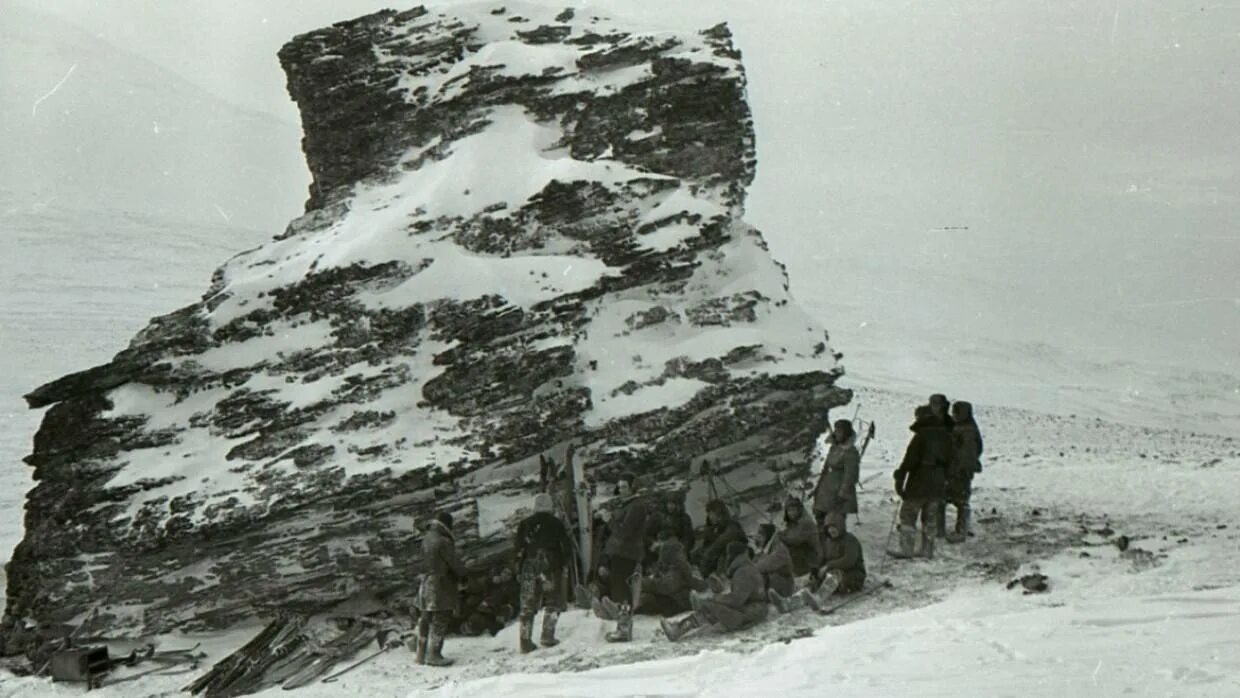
[592,494,867,642]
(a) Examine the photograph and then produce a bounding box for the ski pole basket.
[50,645,111,689]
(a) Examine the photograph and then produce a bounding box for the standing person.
[416,511,468,666]
[660,541,769,641]
[777,497,822,577]
[946,401,984,543]
[928,394,955,537]
[599,472,649,642]
[513,493,574,653]
[890,405,953,560]
[813,419,861,525]
[693,499,746,578]
[754,523,795,598]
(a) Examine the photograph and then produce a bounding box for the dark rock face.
[5,4,848,639]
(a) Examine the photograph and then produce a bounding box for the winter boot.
[888,527,918,559]
[604,605,633,643]
[659,613,702,642]
[414,633,428,665]
[947,505,971,543]
[768,588,794,614]
[424,633,454,667]
[539,611,560,648]
[803,574,840,612]
[518,616,537,654]
[920,530,935,559]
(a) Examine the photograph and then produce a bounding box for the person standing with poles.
[889,405,952,559]
[813,419,861,527]
[513,493,574,653]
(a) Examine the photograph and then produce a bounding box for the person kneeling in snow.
[661,541,769,641]
[514,493,575,653]
[769,513,866,613]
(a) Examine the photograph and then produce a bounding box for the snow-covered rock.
[7,3,848,641]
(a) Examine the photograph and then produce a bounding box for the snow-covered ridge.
[9,3,848,640]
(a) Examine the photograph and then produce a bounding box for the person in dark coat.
[693,499,746,578]
[946,400,984,543]
[661,541,769,641]
[890,405,953,559]
[599,472,649,642]
[662,494,696,552]
[416,511,468,666]
[770,512,866,613]
[928,394,955,537]
[813,419,861,523]
[513,493,575,652]
[777,497,822,576]
[638,528,708,616]
[754,523,795,598]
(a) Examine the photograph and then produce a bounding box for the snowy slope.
[0,4,307,232]
[2,391,1236,696]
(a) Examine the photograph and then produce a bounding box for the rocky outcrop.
[5,2,848,640]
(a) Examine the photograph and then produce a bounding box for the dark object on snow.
[49,645,110,688]
[1006,573,1049,594]
[1115,535,1130,552]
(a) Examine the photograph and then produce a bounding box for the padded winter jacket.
[419,520,468,612]
[648,538,707,606]
[778,512,823,576]
[951,407,984,478]
[514,511,574,574]
[814,439,860,515]
[894,417,953,500]
[754,537,796,598]
[716,553,768,610]
[603,496,649,563]
[696,517,746,576]
[821,529,866,589]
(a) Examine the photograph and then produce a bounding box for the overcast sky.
[6,0,1239,403]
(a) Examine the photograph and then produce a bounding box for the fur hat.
[914,404,935,420]
[435,511,454,529]
[533,493,554,513]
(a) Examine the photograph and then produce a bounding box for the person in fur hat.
[415,511,468,666]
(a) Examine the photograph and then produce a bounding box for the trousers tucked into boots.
[416,611,453,666]
[540,611,560,647]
